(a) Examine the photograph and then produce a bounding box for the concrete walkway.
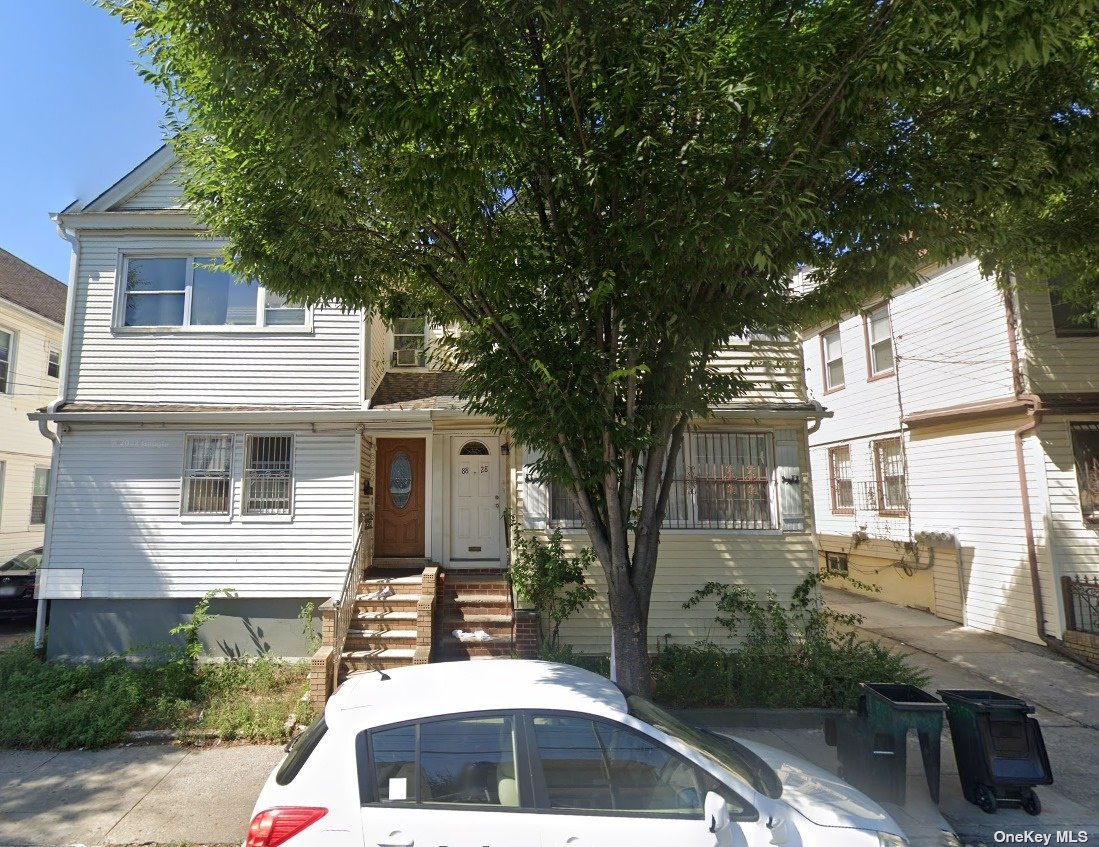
[0,742,284,846]
[825,587,1099,844]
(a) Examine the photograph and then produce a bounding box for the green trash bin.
[938,689,1052,815]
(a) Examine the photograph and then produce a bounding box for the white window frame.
[0,325,14,394]
[30,466,50,525]
[241,433,295,519]
[0,460,6,524]
[1070,423,1099,524]
[114,251,312,333]
[825,551,849,576]
[828,445,854,514]
[873,437,907,515]
[46,348,60,379]
[820,326,844,392]
[180,434,235,519]
[391,317,428,367]
[864,304,895,378]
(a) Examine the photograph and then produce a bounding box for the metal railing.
[331,521,369,694]
[1063,574,1099,636]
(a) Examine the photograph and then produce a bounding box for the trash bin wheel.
[1022,789,1041,816]
[975,785,997,814]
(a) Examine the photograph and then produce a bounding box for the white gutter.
[34,221,81,651]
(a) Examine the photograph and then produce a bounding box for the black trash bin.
[938,689,1052,815]
[825,682,946,806]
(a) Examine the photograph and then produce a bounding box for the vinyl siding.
[1016,284,1099,396]
[0,300,61,560]
[66,234,363,405]
[711,336,807,405]
[115,161,185,210]
[44,428,357,599]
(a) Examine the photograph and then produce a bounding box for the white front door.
[450,437,501,562]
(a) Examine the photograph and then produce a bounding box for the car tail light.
[246,807,327,847]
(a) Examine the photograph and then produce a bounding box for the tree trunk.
[609,583,651,696]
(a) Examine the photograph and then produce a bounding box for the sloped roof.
[371,371,465,410]
[0,248,67,324]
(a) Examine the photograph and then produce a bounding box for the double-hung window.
[666,432,774,530]
[549,482,583,526]
[865,304,894,377]
[821,327,844,391]
[1050,291,1099,337]
[1070,423,1099,523]
[873,438,907,514]
[829,446,854,513]
[46,349,60,379]
[30,467,49,524]
[182,435,233,515]
[0,328,12,393]
[392,318,427,367]
[121,256,306,329]
[243,435,294,515]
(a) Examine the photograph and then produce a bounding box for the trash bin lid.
[937,689,1034,713]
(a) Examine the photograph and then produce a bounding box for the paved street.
[0,743,284,846]
[826,587,1099,844]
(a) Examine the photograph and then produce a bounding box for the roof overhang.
[51,210,201,233]
[903,396,1030,428]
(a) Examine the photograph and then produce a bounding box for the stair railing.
[331,520,369,694]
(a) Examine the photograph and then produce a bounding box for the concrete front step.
[437,639,516,660]
[355,610,418,622]
[439,612,512,626]
[354,594,421,609]
[441,620,512,638]
[345,629,417,649]
[341,647,416,672]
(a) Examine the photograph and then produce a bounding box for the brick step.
[437,639,515,660]
[354,595,421,613]
[438,612,512,625]
[439,592,510,605]
[372,557,433,569]
[345,630,417,651]
[341,648,416,673]
[354,609,418,623]
[357,575,423,599]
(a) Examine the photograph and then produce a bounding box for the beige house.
[38,148,827,688]
[800,259,1099,655]
[0,248,65,563]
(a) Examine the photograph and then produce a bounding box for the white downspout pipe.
[34,220,80,651]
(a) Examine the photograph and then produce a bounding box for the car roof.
[326,660,628,731]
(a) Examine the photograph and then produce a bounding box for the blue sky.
[1,1,166,283]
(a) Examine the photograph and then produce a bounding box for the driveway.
[825,587,1099,843]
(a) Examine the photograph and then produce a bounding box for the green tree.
[106,0,1098,694]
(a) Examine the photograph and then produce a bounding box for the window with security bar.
[829,445,854,513]
[873,438,907,514]
[243,435,294,515]
[182,435,233,515]
[1071,423,1099,523]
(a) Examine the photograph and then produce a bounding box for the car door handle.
[377,832,413,847]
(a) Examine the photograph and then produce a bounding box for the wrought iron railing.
[1063,574,1099,635]
[331,521,369,694]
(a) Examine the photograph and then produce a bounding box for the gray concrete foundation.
[45,596,328,661]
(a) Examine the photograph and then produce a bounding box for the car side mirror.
[704,790,729,834]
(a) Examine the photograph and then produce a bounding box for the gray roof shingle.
[0,248,67,324]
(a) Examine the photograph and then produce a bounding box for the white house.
[0,248,65,564]
[38,148,827,673]
[800,259,1099,657]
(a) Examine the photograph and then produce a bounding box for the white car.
[245,660,909,847]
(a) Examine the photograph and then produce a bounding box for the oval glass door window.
[389,452,413,509]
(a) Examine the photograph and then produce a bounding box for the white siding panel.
[1017,284,1099,396]
[710,336,807,405]
[115,162,185,210]
[45,428,357,598]
[67,234,363,405]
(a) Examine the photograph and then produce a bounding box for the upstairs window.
[873,438,907,514]
[1071,423,1099,523]
[182,435,233,515]
[865,304,894,377]
[243,435,294,515]
[121,256,306,329]
[829,446,854,513]
[0,328,10,393]
[47,349,60,379]
[30,467,50,524]
[1050,291,1099,337]
[821,327,845,391]
[392,318,427,367]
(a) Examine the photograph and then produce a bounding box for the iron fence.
[1063,574,1099,635]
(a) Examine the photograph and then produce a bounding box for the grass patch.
[0,637,313,750]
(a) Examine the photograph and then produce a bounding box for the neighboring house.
[0,248,65,563]
[37,147,826,672]
[799,259,1099,652]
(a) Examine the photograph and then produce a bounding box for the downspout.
[1004,284,1056,646]
[806,400,827,435]
[34,221,80,651]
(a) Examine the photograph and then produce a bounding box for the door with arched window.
[451,436,501,562]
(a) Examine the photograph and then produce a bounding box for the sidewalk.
[825,587,1099,844]
[0,742,284,846]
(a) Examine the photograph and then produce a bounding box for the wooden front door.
[375,438,426,558]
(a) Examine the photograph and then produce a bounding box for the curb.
[674,707,844,729]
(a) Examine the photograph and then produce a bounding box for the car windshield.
[0,550,42,572]
[628,695,782,799]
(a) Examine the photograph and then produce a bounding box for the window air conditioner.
[392,348,422,367]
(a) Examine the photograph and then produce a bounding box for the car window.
[531,714,706,816]
[0,550,42,572]
[370,715,520,807]
[275,714,327,786]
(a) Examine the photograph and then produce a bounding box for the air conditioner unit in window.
[392,348,423,367]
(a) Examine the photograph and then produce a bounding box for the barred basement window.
[825,551,849,576]
[244,435,294,515]
[182,435,233,515]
